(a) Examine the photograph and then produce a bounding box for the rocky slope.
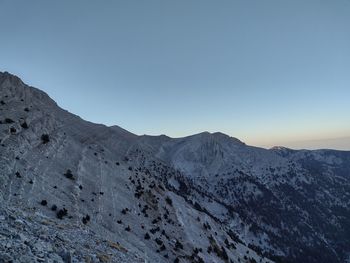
[138,133,350,263]
[0,71,349,263]
[0,71,270,263]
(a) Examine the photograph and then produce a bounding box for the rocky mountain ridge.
[0,71,349,263]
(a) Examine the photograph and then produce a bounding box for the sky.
[0,0,349,149]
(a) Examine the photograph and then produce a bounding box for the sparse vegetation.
[20,122,28,129]
[165,196,173,206]
[41,134,50,144]
[82,214,91,224]
[5,118,14,124]
[56,208,68,219]
[64,169,74,180]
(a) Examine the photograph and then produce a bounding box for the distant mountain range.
[268,137,350,151]
[0,71,349,263]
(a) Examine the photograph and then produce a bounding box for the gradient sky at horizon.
[0,0,349,149]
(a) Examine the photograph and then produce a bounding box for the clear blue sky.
[0,0,349,149]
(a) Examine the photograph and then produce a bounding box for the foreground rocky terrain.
[0,71,349,263]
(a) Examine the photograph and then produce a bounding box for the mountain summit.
[0,72,349,263]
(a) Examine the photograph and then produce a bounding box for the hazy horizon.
[0,0,349,150]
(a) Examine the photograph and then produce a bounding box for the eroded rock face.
[0,71,349,263]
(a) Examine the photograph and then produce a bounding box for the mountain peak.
[0,71,24,86]
[188,131,244,144]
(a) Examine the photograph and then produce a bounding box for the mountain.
[0,71,349,263]
[273,137,350,151]
[139,135,350,262]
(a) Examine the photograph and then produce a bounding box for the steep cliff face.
[0,71,349,263]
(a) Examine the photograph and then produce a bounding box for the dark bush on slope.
[64,169,74,180]
[21,122,28,129]
[57,208,68,219]
[41,134,50,144]
[165,196,173,206]
[5,118,14,123]
[82,214,91,224]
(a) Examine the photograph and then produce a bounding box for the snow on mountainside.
[0,71,349,263]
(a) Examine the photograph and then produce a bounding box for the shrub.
[207,246,212,253]
[21,122,28,129]
[125,225,131,231]
[82,214,91,224]
[160,244,166,251]
[150,227,160,234]
[203,222,211,230]
[155,238,163,246]
[5,118,14,124]
[10,127,16,134]
[51,205,57,211]
[226,230,244,244]
[57,208,68,219]
[64,169,74,180]
[41,134,50,144]
[208,235,229,261]
[40,200,47,206]
[165,196,173,206]
[175,240,184,250]
[144,233,150,240]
